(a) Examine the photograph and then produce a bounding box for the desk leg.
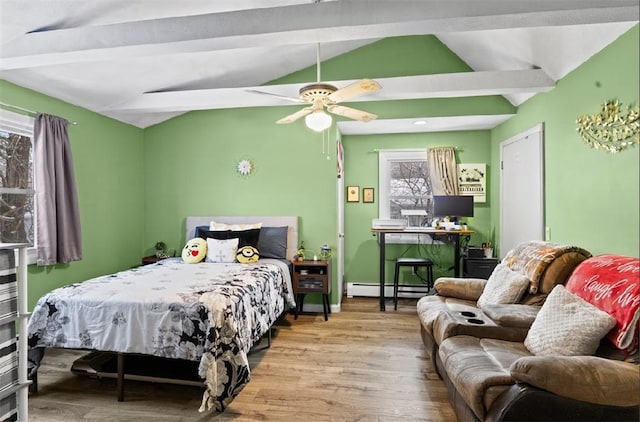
[379,232,386,311]
[454,234,461,277]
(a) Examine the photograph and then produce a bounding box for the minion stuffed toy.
[182,238,207,264]
[236,246,259,264]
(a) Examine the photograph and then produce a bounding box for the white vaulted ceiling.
[0,1,637,133]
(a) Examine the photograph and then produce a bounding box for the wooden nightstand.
[292,259,331,321]
[141,255,165,266]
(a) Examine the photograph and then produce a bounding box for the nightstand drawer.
[297,277,325,291]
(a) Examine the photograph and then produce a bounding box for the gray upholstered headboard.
[185,216,299,260]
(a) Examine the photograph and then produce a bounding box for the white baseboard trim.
[298,303,341,313]
[346,282,429,299]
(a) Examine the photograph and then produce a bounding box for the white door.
[499,124,544,258]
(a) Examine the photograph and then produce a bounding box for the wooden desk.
[371,228,473,311]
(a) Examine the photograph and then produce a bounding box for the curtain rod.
[368,146,462,153]
[0,101,78,125]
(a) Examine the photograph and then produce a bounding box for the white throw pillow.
[524,285,617,356]
[208,221,262,231]
[205,238,239,263]
[477,263,530,308]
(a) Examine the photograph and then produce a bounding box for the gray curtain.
[427,147,459,195]
[34,113,82,265]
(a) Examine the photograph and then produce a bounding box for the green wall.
[0,80,145,308]
[143,35,514,302]
[2,26,637,310]
[338,36,513,286]
[142,106,339,304]
[342,131,495,285]
[490,25,639,258]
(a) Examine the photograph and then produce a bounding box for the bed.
[26,216,298,412]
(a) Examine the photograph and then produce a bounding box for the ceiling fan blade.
[276,107,314,124]
[326,79,381,104]
[327,105,378,122]
[246,89,306,104]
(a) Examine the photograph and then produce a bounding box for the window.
[378,149,436,244]
[378,149,433,220]
[0,110,36,258]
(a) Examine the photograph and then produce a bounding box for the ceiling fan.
[249,44,381,132]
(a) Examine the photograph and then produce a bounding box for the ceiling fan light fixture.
[305,110,332,132]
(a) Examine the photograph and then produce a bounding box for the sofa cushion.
[565,254,640,354]
[434,277,486,301]
[502,241,592,294]
[439,336,530,420]
[524,285,617,356]
[477,264,530,308]
[537,250,591,294]
[511,355,640,407]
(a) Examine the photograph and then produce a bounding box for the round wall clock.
[236,159,254,176]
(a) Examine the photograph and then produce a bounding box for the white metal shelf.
[0,245,28,421]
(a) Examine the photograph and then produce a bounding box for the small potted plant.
[155,241,167,259]
[295,241,305,262]
[482,228,494,258]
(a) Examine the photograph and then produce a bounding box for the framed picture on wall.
[347,186,360,202]
[458,163,487,203]
[363,187,374,203]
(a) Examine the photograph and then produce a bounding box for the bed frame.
[32,216,299,402]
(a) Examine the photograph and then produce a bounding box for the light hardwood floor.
[28,297,456,421]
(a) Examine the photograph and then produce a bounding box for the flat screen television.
[433,195,474,222]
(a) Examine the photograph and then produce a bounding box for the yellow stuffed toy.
[236,246,259,264]
[181,238,207,264]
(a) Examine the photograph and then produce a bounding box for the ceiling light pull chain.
[322,129,326,156]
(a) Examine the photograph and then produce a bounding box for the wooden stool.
[393,257,434,310]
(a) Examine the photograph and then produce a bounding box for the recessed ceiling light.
[413,120,427,126]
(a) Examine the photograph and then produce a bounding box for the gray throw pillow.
[257,226,288,259]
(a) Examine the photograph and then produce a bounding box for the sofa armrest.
[486,383,639,422]
[434,277,487,301]
[482,304,540,329]
[510,355,640,407]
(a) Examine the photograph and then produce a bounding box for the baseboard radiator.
[346,282,428,298]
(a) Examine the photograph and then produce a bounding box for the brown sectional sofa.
[418,241,591,376]
[417,243,640,421]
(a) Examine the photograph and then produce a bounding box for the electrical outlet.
[545,226,550,241]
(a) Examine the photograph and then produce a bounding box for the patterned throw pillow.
[524,285,617,356]
[477,263,530,308]
[205,238,239,263]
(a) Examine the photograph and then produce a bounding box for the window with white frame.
[378,149,433,221]
[0,110,36,255]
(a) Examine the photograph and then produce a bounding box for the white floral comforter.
[27,258,295,412]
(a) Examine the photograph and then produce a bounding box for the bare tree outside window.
[388,160,432,221]
[0,128,34,245]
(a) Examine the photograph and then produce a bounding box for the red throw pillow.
[565,254,640,354]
